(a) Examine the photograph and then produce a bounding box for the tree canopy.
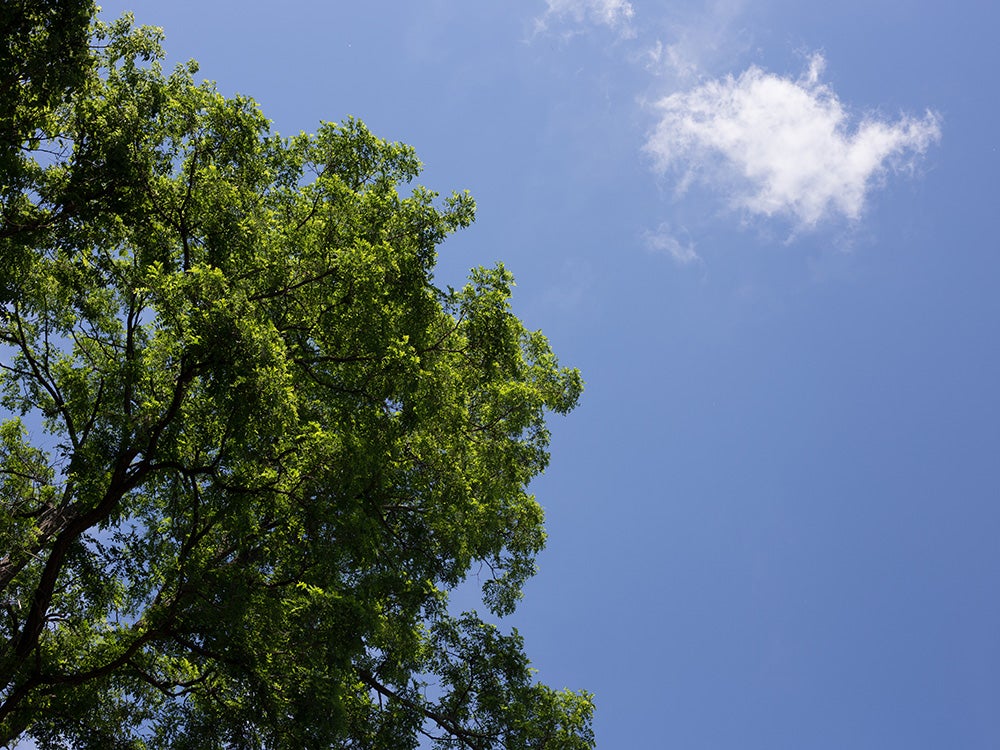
[0,8,592,749]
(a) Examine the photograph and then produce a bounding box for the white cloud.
[644,224,699,265]
[644,54,942,228]
[538,0,635,31]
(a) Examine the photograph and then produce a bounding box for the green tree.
[0,12,592,750]
[1,0,96,281]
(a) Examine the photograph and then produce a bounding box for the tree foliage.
[1,0,95,281]
[0,10,592,749]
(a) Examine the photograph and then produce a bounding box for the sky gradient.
[86,2,1000,747]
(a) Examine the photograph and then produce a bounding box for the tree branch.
[357,667,491,750]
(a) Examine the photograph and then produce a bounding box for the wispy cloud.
[536,0,635,32]
[644,224,699,265]
[644,54,942,228]
[539,258,596,311]
[641,0,750,83]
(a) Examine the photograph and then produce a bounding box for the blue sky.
[90,1,1000,747]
